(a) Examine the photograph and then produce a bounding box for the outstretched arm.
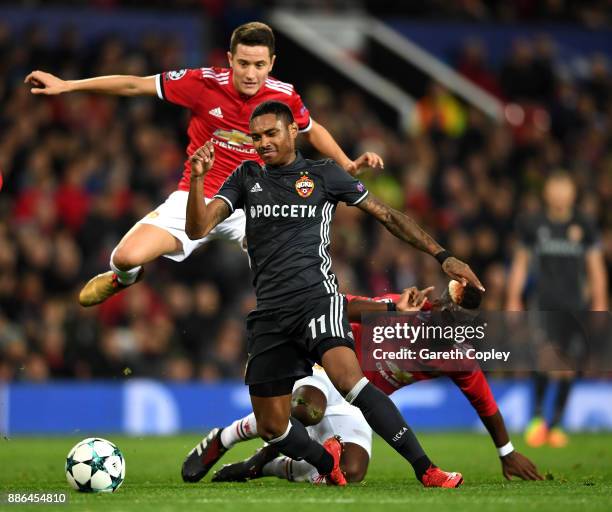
[186,142,230,240]
[357,195,484,291]
[480,411,543,481]
[346,286,434,322]
[304,121,383,176]
[25,70,157,96]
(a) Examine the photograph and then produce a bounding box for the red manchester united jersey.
[155,67,312,198]
[345,293,498,417]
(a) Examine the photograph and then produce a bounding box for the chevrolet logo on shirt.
[213,129,252,146]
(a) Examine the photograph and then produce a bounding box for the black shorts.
[245,294,354,392]
[540,311,589,364]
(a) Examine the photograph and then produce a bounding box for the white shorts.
[138,191,246,262]
[294,368,372,457]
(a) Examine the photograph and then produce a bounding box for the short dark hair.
[250,100,294,126]
[230,22,275,56]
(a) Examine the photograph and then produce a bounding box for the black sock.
[267,417,333,475]
[349,379,432,481]
[550,378,573,427]
[533,373,548,418]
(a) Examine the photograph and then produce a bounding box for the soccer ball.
[65,438,125,492]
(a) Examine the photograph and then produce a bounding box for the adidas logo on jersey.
[250,182,263,193]
[209,107,223,118]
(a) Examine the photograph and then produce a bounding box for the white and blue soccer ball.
[65,438,125,492]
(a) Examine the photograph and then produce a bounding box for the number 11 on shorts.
[308,314,327,339]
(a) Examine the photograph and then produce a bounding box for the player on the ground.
[24,22,383,307]
[185,100,485,487]
[182,283,542,484]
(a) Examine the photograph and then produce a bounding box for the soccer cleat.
[548,427,569,448]
[322,436,347,486]
[421,465,464,488]
[182,428,227,483]
[525,416,548,448]
[78,268,144,307]
[212,444,280,483]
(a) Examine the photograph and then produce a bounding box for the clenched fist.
[190,141,216,178]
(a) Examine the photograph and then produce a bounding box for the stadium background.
[0,0,611,436]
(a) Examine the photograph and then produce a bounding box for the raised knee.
[111,245,141,270]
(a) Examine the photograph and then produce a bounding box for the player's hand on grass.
[396,286,434,312]
[501,451,544,481]
[345,152,384,176]
[442,257,485,292]
[24,70,69,95]
[190,141,215,177]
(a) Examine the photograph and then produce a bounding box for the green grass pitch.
[1,433,611,512]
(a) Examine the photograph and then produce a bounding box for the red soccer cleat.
[421,465,464,488]
[322,436,347,486]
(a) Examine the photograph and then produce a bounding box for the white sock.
[110,247,141,285]
[262,456,318,482]
[220,413,258,449]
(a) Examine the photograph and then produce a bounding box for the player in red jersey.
[182,282,542,485]
[25,22,383,306]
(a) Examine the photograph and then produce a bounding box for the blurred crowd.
[0,19,611,382]
[23,1,612,28]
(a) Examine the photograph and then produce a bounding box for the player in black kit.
[507,172,608,448]
[184,100,484,487]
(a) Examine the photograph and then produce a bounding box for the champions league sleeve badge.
[295,175,315,198]
[166,69,187,80]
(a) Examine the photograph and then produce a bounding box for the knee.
[256,417,290,442]
[291,386,326,427]
[320,348,364,396]
[111,244,142,270]
[328,371,363,397]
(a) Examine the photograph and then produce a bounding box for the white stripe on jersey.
[155,74,164,100]
[329,296,336,337]
[321,202,337,294]
[202,67,230,76]
[325,204,337,293]
[298,117,313,133]
[333,295,339,338]
[265,78,294,91]
[318,202,332,294]
[265,83,293,96]
[336,295,345,337]
[202,68,230,84]
[348,190,369,206]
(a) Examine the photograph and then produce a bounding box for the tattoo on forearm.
[359,196,442,255]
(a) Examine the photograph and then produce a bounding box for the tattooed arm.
[357,195,484,291]
[186,142,231,239]
[358,195,443,255]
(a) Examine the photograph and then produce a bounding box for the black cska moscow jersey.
[517,212,600,310]
[215,152,368,307]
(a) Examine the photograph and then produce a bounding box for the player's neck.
[266,151,298,169]
[546,206,573,223]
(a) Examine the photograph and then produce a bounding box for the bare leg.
[79,223,183,306]
[112,223,182,273]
